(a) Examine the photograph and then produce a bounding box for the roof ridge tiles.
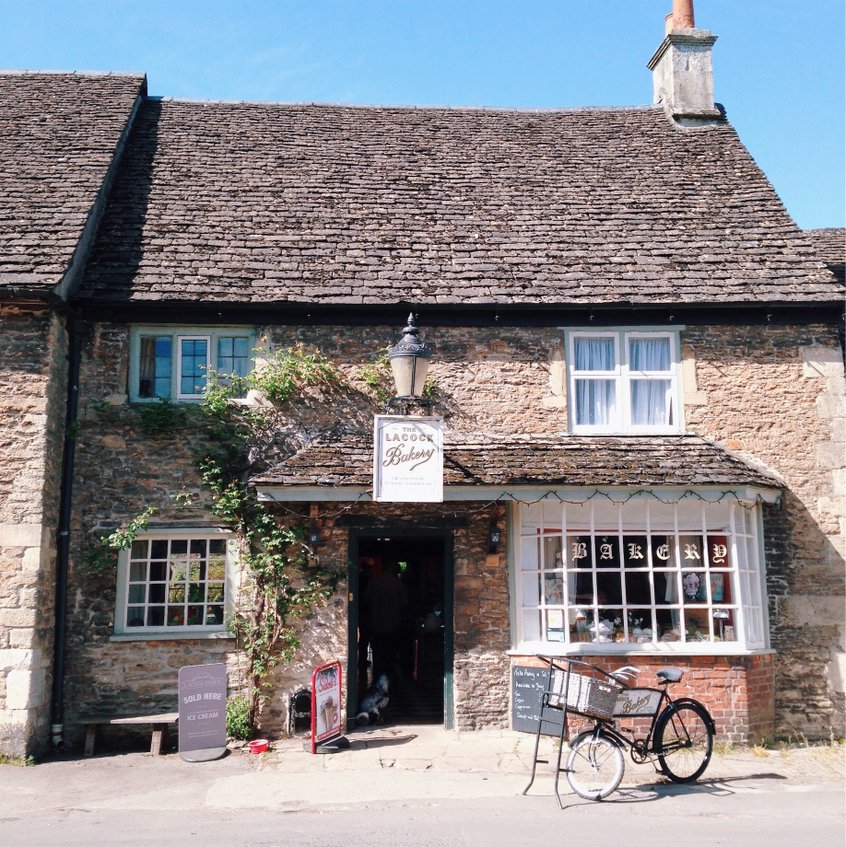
[150,97,664,115]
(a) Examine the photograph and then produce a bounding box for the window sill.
[110,631,236,642]
[509,644,774,658]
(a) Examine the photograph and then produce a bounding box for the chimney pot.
[672,0,696,30]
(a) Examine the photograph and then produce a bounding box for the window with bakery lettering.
[516,498,767,652]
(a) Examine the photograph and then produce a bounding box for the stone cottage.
[1,3,843,757]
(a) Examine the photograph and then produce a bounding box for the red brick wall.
[511,653,775,744]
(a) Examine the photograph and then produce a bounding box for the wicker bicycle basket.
[549,668,621,721]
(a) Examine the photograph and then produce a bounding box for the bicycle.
[523,657,715,805]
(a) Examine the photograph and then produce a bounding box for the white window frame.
[176,335,211,400]
[513,496,769,655]
[114,527,238,638]
[567,328,683,434]
[128,326,255,403]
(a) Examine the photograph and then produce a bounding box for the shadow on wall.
[763,493,846,740]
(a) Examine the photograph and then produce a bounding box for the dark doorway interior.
[356,535,445,724]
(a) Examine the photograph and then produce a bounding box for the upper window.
[114,530,237,636]
[516,498,768,654]
[129,327,254,402]
[567,330,681,433]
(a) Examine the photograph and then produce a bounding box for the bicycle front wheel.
[655,700,714,783]
[566,731,625,801]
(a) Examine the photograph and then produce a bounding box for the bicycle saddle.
[656,667,684,683]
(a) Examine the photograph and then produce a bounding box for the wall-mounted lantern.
[388,313,432,405]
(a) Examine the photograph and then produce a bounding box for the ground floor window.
[114,530,236,635]
[516,497,767,652]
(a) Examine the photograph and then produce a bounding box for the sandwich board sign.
[310,660,346,753]
[373,415,443,502]
[178,662,228,762]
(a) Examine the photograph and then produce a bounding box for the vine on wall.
[85,343,433,732]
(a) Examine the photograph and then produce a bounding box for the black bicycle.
[524,657,715,804]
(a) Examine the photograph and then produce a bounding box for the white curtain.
[576,379,615,425]
[629,338,671,426]
[629,337,670,371]
[575,337,615,370]
[574,337,616,425]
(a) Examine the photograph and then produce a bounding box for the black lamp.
[388,313,432,403]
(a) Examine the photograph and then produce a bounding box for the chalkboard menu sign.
[511,664,564,735]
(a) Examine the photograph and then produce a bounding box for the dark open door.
[348,530,453,728]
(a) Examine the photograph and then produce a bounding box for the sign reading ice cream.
[373,416,443,502]
[178,662,227,759]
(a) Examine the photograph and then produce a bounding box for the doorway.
[349,531,452,727]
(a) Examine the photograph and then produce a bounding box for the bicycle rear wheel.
[655,700,714,783]
[565,731,625,801]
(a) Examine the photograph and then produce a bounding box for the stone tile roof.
[805,228,845,287]
[0,72,146,296]
[80,99,840,307]
[251,432,782,490]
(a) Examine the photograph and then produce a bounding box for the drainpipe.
[50,315,88,750]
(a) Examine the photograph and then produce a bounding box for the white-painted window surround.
[129,326,254,402]
[114,529,237,636]
[567,329,682,433]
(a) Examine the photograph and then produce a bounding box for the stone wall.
[0,306,68,757]
[683,324,845,739]
[63,319,844,747]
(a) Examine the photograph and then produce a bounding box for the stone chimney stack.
[647,0,720,124]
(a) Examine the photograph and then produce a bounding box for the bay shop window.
[516,498,768,652]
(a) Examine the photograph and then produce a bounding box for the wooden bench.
[83,712,179,756]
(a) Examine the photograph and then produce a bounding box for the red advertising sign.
[310,660,343,753]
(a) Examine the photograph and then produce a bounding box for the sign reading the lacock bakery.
[373,415,444,502]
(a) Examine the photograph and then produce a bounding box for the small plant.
[358,350,393,404]
[83,506,157,573]
[249,346,341,404]
[137,398,190,436]
[226,694,253,740]
[0,753,35,767]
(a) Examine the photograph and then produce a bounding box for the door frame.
[347,526,455,730]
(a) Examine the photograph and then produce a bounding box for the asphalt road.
[2,776,842,846]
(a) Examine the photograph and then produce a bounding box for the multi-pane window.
[517,498,767,652]
[568,330,681,433]
[131,327,253,401]
[115,533,235,634]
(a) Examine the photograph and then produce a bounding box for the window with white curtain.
[516,498,768,653]
[568,330,681,433]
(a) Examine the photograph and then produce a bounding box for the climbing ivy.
[248,345,341,404]
[195,350,343,729]
[83,506,157,573]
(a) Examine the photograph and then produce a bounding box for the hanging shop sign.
[310,660,343,753]
[178,662,227,762]
[373,415,444,503]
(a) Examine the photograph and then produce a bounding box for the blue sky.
[4,0,843,229]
